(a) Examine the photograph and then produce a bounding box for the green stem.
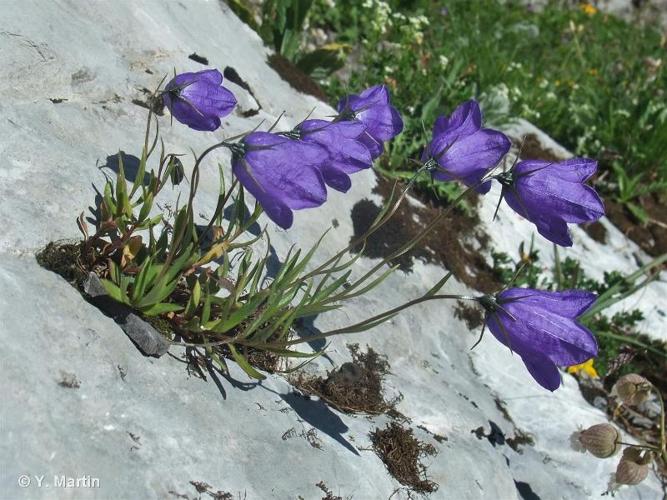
[617,441,661,452]
[649,382,667,463]
[553,243,562,290]
[282,294,476,346]
[158,141,233,279]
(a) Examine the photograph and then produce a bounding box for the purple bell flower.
[337,85,403,158]
[230,132,327,229]
[295,119,373,193]
[163,69,237,131]
[498,158,605,246]
[481,288,598,391]
[423,100,510,193]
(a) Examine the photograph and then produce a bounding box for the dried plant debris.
[371,422,438,494]
[281,427,323,449]
[506,430,535,453]
[316,481,343,500]
[293,344,393,414]
[188,481,236,500]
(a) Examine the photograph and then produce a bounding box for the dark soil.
[267,53,328,101]
[604,194,667,258]
[292,344,393,414]
[454,300,484,330]
[350,175,501,293]
[516,133,568,163]
[36,241,88,285]
[581,221,607,244]
[370,422,438,494]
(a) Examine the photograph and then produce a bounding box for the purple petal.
[502,159,605,246]
[358,131,384,159]
[231,132,329,228]
[164,69,236,131]
[502,188,575,245]
[515,174,605,224]
[232,156,293,229]
[498,288,596,318]
[320,164,352,192]
[494,303,598,366]
[165,98,221,131]
[299,120,372,173]
[337,84,389,113]
[181,84,236,119]
[243,131,288,148]
[243,133,327,209]
[330,140,373,173]
[432,128,510,188]
[338,85,403,144]
[300,119,366,139]
[357,103,403,142]
[169,69,223,87]
[533,216,574,247]
[474,180,493,194]
[516,158,597,182]
[522,353,562,391]
[433,99,482,141]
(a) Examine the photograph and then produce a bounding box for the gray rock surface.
[82,273,170,357]
[0,1,664,500]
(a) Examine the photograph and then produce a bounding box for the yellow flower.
[588,68,598,77]
[567,358,599,378]
[580,3,597,16]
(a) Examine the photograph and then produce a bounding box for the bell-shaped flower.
[498,158,605,246]
[294,119,372,193]
[337,85,403,158]
[163,69,237,131]
[481,288,598,391]
[230,132,327,229]
[423,100,510,193]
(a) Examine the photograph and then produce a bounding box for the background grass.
[304,0,667,210]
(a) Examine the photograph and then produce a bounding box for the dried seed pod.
[612,373,651,406]
[577,424,620,458]
[614,448,651,485]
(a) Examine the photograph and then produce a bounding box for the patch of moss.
[293,344,393,414]
[371,422,438,494]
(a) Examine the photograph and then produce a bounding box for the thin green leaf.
[228,344,266,380]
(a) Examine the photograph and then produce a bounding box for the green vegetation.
[293,0,667,211]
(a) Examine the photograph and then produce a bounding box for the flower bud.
[169,156,185,186]
[612,373,651,406]
[614,448,651,485]
[576,424,620,458]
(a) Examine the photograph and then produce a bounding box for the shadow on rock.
[103,152,150,186]
[280,392,359,455]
